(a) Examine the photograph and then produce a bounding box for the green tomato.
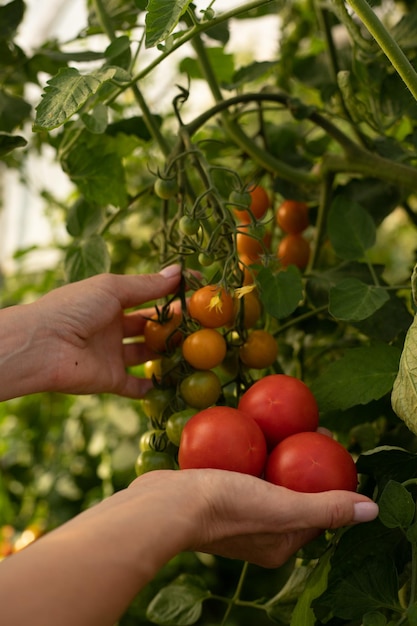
[229,189,251,209]
[154,177,179,200]
[179,215,200,236]
[166,408,197,446]
[142,387,175,423]
[180,370,222,410]
[135,450,176,476]
[198,251,214,267]
[139,429,166,452]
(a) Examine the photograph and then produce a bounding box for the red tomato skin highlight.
[265,431,358,493]
[178,406,267,477]
[237,374,319,450]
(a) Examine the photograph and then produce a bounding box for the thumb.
[290,490,379,531]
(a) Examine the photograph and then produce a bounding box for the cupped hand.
[33,266,182,398]
[131,468,379,569]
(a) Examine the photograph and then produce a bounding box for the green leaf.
[180,48,235,84]
[378,480,415,529]
[311,344,401,413]
[0,0,25,40]
[0,90,31,132]
[145,0,193,48]
[327,196,376,260]
[314,555,401,621]
[362,611,387,626]
[146,574,210,625]
[329,278,389,321]
[0,132,26,157]
[61,132,129,208]
[392,313,417,435]
[66,198,105,238]
[256,265,304,320]
[357,446,417,490]
[289,551,332,626]
[65,235,111,282]
[81,103,108,134]
[266,565,314,624]
[33,67,117,131]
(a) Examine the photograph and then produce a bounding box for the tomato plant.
[238,374,319,450]
[179,370,222,410]
[188,285,234,329]
[276,199,310,234]
[6,0,417,622]
[239,329,278,369]
[277,233,310,269]
[143,312,183,353]
[178,406,267,476]
[182,328,227,370]
[265,432,358,493]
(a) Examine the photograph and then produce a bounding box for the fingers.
[115,265,182,310]
[279,489,379,532]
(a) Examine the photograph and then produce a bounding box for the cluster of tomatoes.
[231,186,311,282]
[135,281,280,475]
[179,374,358,493]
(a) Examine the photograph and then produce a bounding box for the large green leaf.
[0,132,26,157]
[145,0,193,48]
[65,235,111,282]
[391,313,417,435]
[0,0,25,40]
[329,278,389,321]
[311,344,401,413]
[146,574,210,625]
[256,265,304,320]
[33,67,117,131]
[327,196,376,260]
[378,480,415,530]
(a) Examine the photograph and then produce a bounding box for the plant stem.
[220,560,250,626]
[92,0,116,41]
[346,0,417,102]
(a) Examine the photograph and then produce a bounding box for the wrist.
[0,302,54,401]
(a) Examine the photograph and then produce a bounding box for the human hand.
[133,468,379,569]
[33,266,182,398]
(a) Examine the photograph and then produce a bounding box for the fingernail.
[159,264,181,279]
[353,502,379,523]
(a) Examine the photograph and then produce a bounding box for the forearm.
[0,303,54,401]
[0,471,199,626]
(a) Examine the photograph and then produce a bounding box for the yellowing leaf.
[392,314,417,435]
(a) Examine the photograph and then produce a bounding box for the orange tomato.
[239,329,278,369]
[233,185,270,223]
[276,199,309,234]
[182,328,227,370]
[188,285,234,328]
[277,234,310,269]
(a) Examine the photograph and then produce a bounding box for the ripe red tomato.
[188,285,234,328]
[178,406,267,476]
[265,432,358,493]
[276,200,309,234]
[239,329,278,369]
[238,374,319,450]
[144,312,182,353]
[182,328,227,370]
[277,234,310,269]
